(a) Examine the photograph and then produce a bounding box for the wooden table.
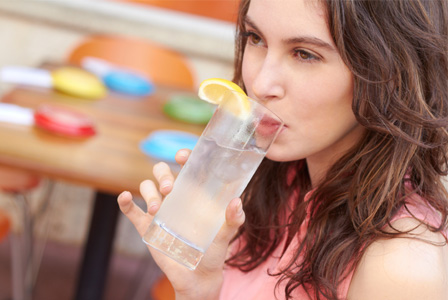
[0,74,205,299]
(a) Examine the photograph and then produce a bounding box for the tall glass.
[143,90,283,269]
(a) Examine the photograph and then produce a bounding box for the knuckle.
[147,196,161,204]
[153,162,169,173]
[159,173,174,182]
[120,202,133,215]
[140,179,155,191]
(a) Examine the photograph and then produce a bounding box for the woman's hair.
[227,0,448,299]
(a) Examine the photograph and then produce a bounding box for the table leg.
[74,192,120,300]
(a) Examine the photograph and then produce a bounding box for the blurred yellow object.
[51,67,106,100]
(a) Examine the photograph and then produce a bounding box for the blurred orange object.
[114,0,240,23]
[0,209,10,242]
[151,274,175,300]
[67,35,196,91]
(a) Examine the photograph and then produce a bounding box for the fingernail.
[148,202,158,211]
[118,191,129,200]
[160,181,171,190]
[178,150,187,157]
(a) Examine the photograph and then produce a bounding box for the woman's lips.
[256,116,284,137]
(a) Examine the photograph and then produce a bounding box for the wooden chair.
[0,167,40,193]
[67,35,196,91]
[0,166,53,300]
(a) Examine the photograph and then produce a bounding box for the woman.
[118,0,448,299]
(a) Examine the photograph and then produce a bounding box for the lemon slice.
[198,78,250,116]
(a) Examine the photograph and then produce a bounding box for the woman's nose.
[251,55,285,101]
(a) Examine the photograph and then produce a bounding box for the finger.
[219,198,245,243]
[140,180,163,215]
[152,162,175,195]
[199,198,245,270]
[175,148,191,167]
[117,191,151,236]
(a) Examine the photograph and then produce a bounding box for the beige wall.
[0,0,236,90]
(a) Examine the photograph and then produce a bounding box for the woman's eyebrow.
[243,16,262,34]
[244,15,336,53]
[284,36,337,52]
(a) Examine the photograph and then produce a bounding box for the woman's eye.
[244,32,263,46]
[249,33,262,45]
[294,49,319,62]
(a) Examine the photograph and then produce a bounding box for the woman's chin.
[266,147,296,162]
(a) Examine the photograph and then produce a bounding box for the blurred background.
[0,0,240,299]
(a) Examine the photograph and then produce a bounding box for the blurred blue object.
[81,57,154,97]
[103,70,154,96]
[140,130,199,163]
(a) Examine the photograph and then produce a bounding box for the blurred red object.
[34,105,96,138]
[113,0,240,23]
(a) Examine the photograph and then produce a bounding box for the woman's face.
[242,0,365,181]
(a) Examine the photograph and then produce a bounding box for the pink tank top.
[219,192,447,300]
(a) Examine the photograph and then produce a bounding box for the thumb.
[218,198,245,243]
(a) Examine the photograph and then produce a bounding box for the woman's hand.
[117,149,246,300]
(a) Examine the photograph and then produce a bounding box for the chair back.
[67,35,195,90]
[0,166,40,193]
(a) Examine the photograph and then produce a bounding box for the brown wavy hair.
[227,0,448,299]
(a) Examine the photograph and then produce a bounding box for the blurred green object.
[163,94,215,125]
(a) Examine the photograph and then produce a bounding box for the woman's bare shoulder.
[347,218,448,300]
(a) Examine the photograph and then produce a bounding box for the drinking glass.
[143,90,283,269]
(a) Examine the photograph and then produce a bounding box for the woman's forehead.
[246,0,333,46]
